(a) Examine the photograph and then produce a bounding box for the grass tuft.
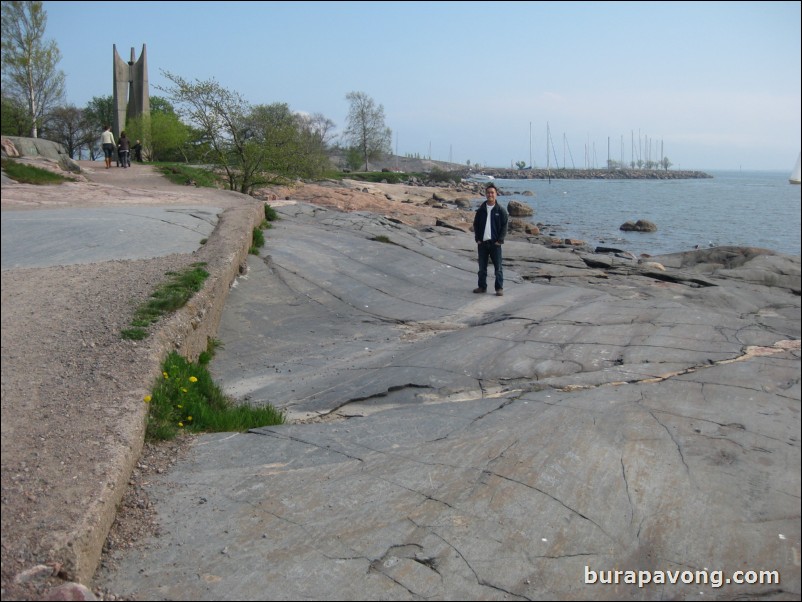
[122,263,209,339]
[371,235,395,244]
[144,351,284,441]
[264,203,279,221]
[1,158,69,185]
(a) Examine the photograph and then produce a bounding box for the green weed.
[1,158,69,185]
[122,263,209,339]
[264,203,279,221]
[144,351,284,441]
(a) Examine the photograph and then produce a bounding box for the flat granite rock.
[95,202,801,600]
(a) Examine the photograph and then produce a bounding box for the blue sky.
[42,0,800,171]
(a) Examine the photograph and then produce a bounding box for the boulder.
[620,219,657,232]
[1,136,81,173]
[507,199,534,217]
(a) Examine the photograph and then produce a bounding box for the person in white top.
[100,125,116,169]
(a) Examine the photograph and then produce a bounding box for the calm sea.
[498,170,801,258]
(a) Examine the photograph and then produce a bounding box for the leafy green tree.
[345,146,363,171]
[1,1,65,137]
[240,103,330,183]
[1,92,31,135]
[160,72,333,192]
[344,91,391,171]
[125,112,186,162]
[125,97,189,162]
[149,95,176,115]
[83,95,114,130]
[515,160,526,170]
[159,71,256,192]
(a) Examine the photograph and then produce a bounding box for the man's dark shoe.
[473,287,486,294]
[496,289,504,296]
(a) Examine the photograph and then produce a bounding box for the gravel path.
[1,162,252,600]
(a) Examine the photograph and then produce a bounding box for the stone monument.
[112,44,150,139]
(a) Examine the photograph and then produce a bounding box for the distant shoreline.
[469,168,713,180]
[337,153,711,180]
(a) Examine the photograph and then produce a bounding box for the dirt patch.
[259,179,482,230]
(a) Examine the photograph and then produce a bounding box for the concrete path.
[95,203,801,600]
[1,205,220,270]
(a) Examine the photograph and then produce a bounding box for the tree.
[159,71,257,192]
[1,1,65,138]
[1,92,31,135]
[242,103,330,182]
[345,146,363,171]
[343,91,391,171]
[41,104,94,159]
[515,160,526,170]
[124,96,189,162]
[160,72,334,192]
[83,95,114,132]
[82,95,115,159]
[294,111,335,175]
[125,111,188,162]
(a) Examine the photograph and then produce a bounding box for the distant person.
[472,182,508,296]
[117,132,131,168]
[100,125,115,169]
[132,139,143,162]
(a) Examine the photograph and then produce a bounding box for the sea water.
[497,170,801,258]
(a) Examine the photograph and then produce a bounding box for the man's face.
[486,187,497,204]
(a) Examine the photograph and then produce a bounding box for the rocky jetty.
[470,167,713,180]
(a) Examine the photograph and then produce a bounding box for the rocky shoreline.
[257,177,681,258]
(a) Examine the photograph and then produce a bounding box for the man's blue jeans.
[477,241,503,291]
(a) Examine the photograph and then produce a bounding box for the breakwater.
[476,168,712,180]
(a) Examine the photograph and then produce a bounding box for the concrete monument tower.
[112,44,150,139]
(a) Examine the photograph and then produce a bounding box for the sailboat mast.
[546,122,551,182]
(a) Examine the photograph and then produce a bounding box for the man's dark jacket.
[473,201,509,244]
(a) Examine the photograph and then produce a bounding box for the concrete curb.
[59,201,264,584]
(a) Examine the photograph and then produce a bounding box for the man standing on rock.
[473,182,508,296]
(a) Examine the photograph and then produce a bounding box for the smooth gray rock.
[1,135,81,173]
[95,202,801,600]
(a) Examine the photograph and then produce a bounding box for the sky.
[40,0,801,171]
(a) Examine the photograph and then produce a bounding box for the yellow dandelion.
[143,395,152,403]
[178,422,184,427]
[187,416,193,421]
[177,404,183,409]
[181,388,188,393]
[189,376,198,383]
[163,371,169,379]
